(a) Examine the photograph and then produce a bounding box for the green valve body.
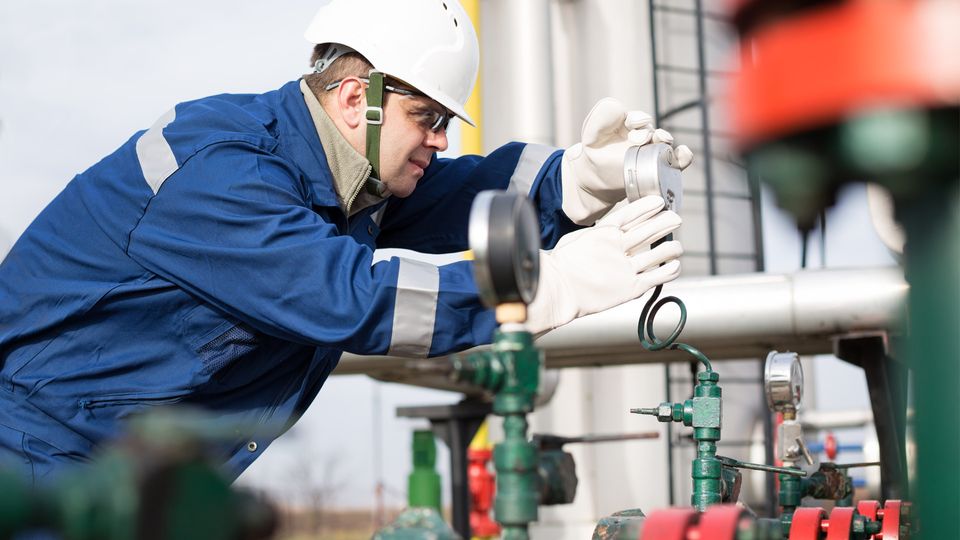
[748,105,958,539]
[452,328,541,540]
[637,370,722,512]
[777,463,854,533]
[372,508,460,540]
[452,329,539,414]
[777,469,802,533]
[690,371,722,511]
[778,471,802,510]
[0,440,274,540]
[375,430,459,540]
[408,430,442,511]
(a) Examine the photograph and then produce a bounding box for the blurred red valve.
[636,501,907,540]
[824,432,838,461]
[467,447,499,538]
[638,506,750,540]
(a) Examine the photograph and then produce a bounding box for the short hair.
[303,44,375,100]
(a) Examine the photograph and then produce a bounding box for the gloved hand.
[526,195,683,335]
[561,98,694,225]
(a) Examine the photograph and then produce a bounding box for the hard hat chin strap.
[364,71,388,197]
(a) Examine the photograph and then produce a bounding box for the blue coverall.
[0,80,574,483]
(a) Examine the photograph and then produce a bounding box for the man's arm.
[126,142,496,357]
[376,142,578,253]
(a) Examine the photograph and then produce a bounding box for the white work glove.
[561,98,694,225]
[526,195,683,335]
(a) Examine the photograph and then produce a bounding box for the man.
[0,0,690,483]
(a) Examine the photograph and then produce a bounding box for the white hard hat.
[305,0,479,126]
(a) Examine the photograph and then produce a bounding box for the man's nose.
[426,128,448,152]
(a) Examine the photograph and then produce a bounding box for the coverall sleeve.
[126,142,495,357]
[376,142,580,253]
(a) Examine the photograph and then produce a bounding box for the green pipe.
[452,329,541,539]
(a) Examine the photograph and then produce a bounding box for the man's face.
[374,93,450,198]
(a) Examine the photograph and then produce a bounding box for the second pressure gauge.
[468,191,541,308]
[764,351,804,413]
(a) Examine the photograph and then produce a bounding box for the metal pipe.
[482,0,555,147]
[337,267,907,380]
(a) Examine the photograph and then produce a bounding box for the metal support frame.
[692,0,718,276]
[761,361,776,515]
[396,399,493,538]
[833,333,909,500]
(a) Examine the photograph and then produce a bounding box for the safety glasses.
[324,77,453,133]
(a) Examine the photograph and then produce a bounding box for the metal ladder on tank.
[645,0,776,514]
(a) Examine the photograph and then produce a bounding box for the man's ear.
[336,77,366,129]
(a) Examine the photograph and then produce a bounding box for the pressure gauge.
[468,190,541,308]
[764,351,804,413]
[623,142,683,212]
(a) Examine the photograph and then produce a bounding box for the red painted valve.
[467,447,499,538]
[824,433,838,461]
[878,500,904,540]
[637,501,909,540]
[787,500,907,540]
[824,507,855,540]
[790,507,827,540]
[856,500,880,522]
[638,505,750,540]
[856,499,908,540]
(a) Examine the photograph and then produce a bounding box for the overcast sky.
[0,1,897,508]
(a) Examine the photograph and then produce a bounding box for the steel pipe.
[336,267,906,389]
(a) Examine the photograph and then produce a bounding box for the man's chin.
[382,178,417,198]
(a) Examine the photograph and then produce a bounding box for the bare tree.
[282,451,348,535]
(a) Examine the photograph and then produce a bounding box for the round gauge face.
[512,198,540,304]
[468,191,541,308]
[764,351,804,412]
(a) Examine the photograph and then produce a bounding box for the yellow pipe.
[462,0,483,155]
[469,419,492,451]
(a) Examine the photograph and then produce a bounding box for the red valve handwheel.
[825,507,856,540]
[789,507,826,540]
[699,505,750,540]
[639,508,699,540]
[731,0,960,150]
[857,500,880,521]
[881,500,903,540]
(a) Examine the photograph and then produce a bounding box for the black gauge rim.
[468,191,541,307]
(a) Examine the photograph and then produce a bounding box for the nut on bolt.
[630,402,675,422]
[656,403,673,422]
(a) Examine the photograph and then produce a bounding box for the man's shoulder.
[131,81,335,204]
[163,88,284,153]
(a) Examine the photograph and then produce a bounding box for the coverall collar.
[299,79,387,216]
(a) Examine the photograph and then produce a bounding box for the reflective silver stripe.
[136,108,178,194]
[388,258,440,358]
[507,143,558,196]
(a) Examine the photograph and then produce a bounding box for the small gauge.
[623,142,683,213]
[468,191,541,308]
[764,351,804,413]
